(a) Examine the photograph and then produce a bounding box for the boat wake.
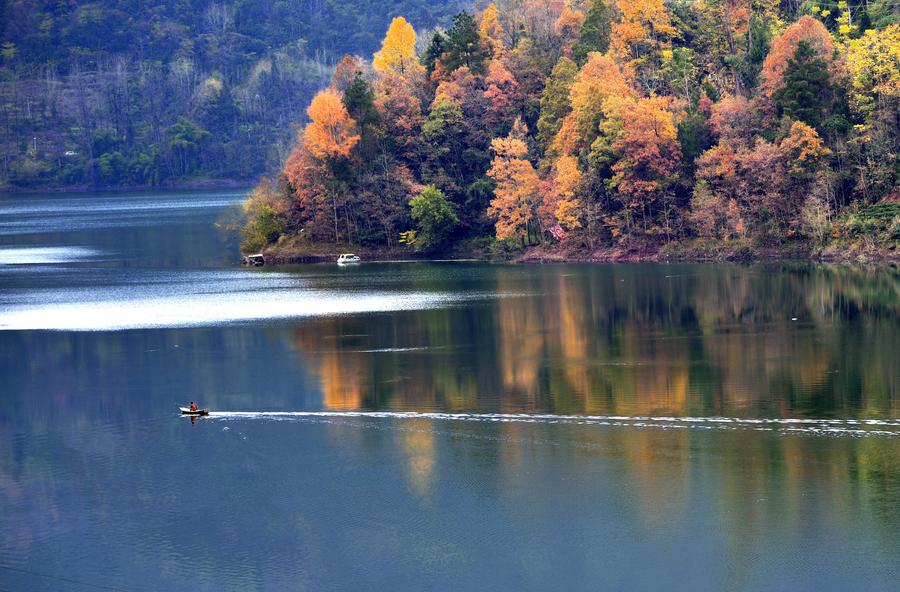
[206,411,900,437]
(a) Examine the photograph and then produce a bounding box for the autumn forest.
[243,0,899,260]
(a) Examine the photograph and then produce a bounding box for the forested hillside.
[0,0,465,189]
[242,0,899,260]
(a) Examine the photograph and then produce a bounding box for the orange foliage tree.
[330,55,366,93]
[552,51,634,155]
[483,59,521,131]
[303,89,360,160]
[690,142,743,239]
[283,145,343,242]
[779,120,831,177]
[487,120,541,240]
[600,95,682,235]
[281,89,361,243]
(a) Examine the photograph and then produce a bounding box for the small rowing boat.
[179,407,209,416]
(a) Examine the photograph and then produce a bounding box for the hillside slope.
[0,0,466,189]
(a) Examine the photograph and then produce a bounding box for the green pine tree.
[421,31,446,75]
[444,12,487,75]
[571,0,612,64]
[774,40,833,130]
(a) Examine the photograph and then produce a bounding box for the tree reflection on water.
[295,263,898,419]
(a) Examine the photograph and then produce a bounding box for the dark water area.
[1,190,898,591]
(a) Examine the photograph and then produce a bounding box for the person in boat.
[189,401,198,412]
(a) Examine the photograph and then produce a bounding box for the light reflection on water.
[0,284,479,330]
[0,189,898,591]
[0,245,104,265]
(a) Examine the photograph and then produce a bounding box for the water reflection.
[281,262,900,560]
[399,419,436,499]
[2,187,898,590]
[293,263,898,420]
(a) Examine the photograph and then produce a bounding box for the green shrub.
[241,204,286,253]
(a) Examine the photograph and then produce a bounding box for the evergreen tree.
[774,40,833,130]
[444,12,487,75]
[421,31,446,75]
[342,74,380,161]
[342,75,379,128]
[745,15,772,86]
[571,0,612,64]
[677,109,713,178]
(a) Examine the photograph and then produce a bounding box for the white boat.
[337,253,361,265]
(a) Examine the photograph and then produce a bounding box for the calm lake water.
[1,190,898,591]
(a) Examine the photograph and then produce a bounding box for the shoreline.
[0,178,254,195]
[250,238,899,267]
[516,240,900,266]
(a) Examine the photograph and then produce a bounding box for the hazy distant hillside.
[0,0,467,189]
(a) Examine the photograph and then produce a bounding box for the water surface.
[0,190,898,591]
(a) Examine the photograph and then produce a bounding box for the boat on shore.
[179,407,209,416]
[242,253,265,266]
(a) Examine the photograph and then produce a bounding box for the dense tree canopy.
[240,1,899,255]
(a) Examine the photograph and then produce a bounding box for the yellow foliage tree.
[845,24,900,124]
[303,89,360,160]
[479,3,505,56]
[373,16,418,75]
[487,122,541,240]
[611,0,675,64]
[552,51,634,155]
[551,154,582,229]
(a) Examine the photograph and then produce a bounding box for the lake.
[0,189,898,591]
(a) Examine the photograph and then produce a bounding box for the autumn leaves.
[373,17,418,75]
[302,90,360,160]
[243,2,899,255]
